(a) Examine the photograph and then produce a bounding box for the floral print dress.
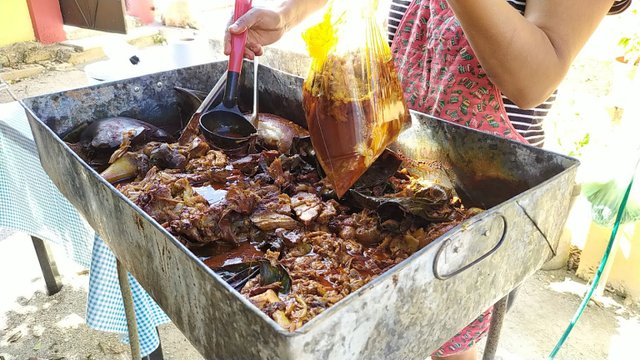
[389,0,528,356]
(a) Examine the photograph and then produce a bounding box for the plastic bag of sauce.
[301,0,411,198]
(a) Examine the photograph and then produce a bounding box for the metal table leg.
[117,259,142,360]
[482,295,509,360]
[143,328,165,360]
[31,236,62,295]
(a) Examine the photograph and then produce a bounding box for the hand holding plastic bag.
[301,0,411,198]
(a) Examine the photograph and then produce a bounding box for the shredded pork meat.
[114,136,478,331]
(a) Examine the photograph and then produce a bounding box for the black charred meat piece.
[346,183,457,223]
[65,117,173,170]
[353,149,404,192]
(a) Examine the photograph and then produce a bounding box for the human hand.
[224,7,287,60]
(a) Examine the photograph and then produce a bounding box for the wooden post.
[117,259,142,360]
[31,236,63,296]
[26,0,66,44]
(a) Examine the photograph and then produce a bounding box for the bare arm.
[276,0,329,31]
[224,0,329,59]
[446,0,614,108]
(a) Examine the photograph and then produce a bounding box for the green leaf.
[259,261,292,294]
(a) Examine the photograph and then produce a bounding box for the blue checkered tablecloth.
[0,100,170,357]
[87,236,171,353]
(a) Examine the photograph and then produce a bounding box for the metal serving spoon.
[199,0,257,149]
[250,57,259,127]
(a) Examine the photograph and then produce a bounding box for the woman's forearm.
[278,0,329,31]
[446,0,613,108]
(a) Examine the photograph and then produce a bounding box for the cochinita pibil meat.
[65,92,481,332]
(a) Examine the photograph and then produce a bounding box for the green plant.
[152,33,168,46]
[567,132,591,158]
[617,9,640,64]
[618,35,640,64]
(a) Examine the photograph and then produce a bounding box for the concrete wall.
[0,0,35,47]
[577,221,640,302]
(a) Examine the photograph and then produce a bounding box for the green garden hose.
[548,157,639,359]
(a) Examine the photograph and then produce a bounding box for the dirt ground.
[2,2,640,359]
[0,67,88,103]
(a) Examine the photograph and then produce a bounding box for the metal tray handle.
[433,213,508,280]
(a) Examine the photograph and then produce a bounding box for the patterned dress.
[387,0,633,148]
[386,0,632,356]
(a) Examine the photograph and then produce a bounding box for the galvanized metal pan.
[22,60,579,360]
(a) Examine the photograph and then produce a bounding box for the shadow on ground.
[0,283,130,360]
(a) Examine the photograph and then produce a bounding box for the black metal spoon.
[200,0,257,150]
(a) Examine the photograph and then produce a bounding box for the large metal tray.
[22,61,579,360]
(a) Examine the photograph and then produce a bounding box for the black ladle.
[200,0,257,150]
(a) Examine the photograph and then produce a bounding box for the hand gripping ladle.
[200,0,257,149]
